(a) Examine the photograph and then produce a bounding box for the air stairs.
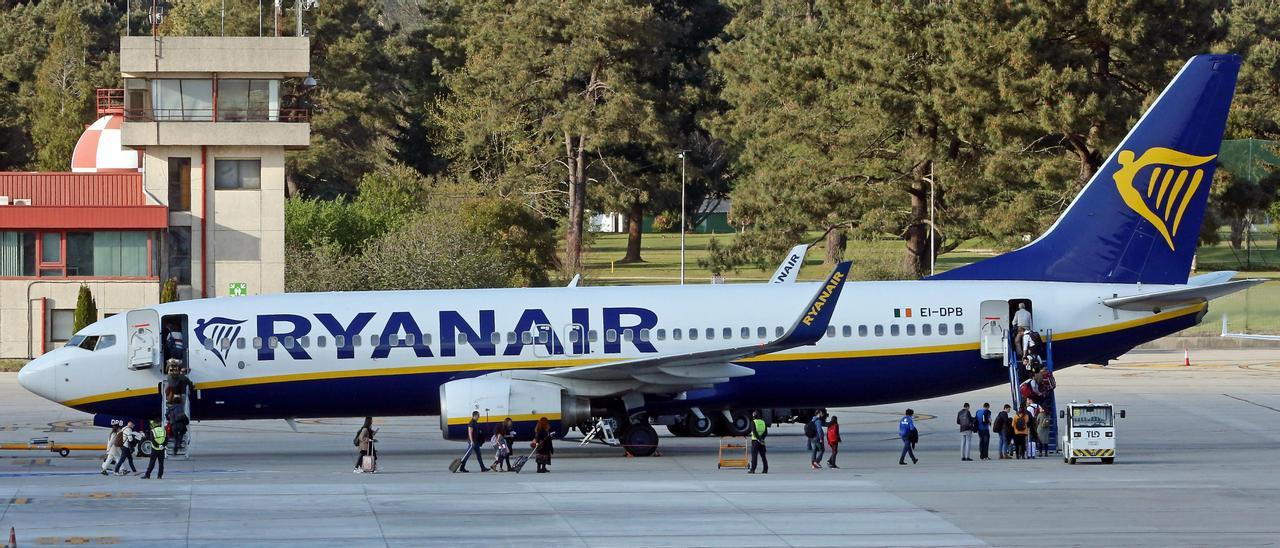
[1006,330,1059,453]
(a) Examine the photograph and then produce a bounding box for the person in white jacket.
[101,425,123,475]
[114,421,141,475]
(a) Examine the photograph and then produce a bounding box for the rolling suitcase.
[511,446,537,473]
[361,442,377,473]
[448,457,463,473]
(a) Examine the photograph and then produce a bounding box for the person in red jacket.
[825,416,843,469]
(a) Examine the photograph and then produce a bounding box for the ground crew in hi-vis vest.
[748,410,768,474]
[142,420,167,479]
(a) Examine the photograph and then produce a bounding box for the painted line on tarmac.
[0,469,243,478]
[1223,394,1280,413]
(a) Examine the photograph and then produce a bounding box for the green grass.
[576,231,1280,334]
[0,359,26,372]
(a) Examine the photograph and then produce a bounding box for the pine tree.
[73,284,98,333]
[30,4,95,171]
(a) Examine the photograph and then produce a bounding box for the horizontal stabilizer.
[1103,279,1265,311]
[1189,271,1237,287]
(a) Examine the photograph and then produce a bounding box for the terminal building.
[0,36,310,358]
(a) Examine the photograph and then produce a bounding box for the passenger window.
[906,324,916,336]
[568,330,581,344]
[706,328,715,340]
[537,330,551,345]
[404,334,416,346]
[874,325,884,337]
[521,332,533,344]
[858,325,868,337]
[689,329,699,341]
[890,325,900,336]
[657,328,666,341]
[284,336,296,349]
[937,323,947,335]
[639,328,650,342]
[457,333,467,345]
[723,327,732,339]
[954,323,964,335]
[673,329,683,341]
[740,327,750,339]
[370,334,381,347]
[316,336,327,348]
[842,325,852,338]
[252,337,262,349]
[588,330,598,342]
[826,326,835,337]
[202,337,214,350]
[236,338,246,349]
[300,336,310,348]
[775,326,784,337]
[490,332,501,345]
[352,335,361,347]
[95,335,116,351]
[922,323,932,336]
[335,335,346,348]
[507,332,517,344]
[423,333,432,345]
[606,330,617,343]
[623,330,634,342]
[268,337,279,349]
[757,327,766,339]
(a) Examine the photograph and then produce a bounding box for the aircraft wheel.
[685,413,715,437]
[138,444,152,457]
[714,410,752,437]
[620,423,658,457]
[1101,457,1114,464]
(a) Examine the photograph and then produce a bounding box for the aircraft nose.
[17,357,56,402]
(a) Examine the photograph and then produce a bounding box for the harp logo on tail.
[1113,147,1217,250]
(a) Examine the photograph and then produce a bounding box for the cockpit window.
[94,335,116,351]
[66,335,86,348]
[79,336,98,350]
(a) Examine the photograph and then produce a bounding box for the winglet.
[770,244,809,283]
[566,274,581,288]
[776,261,852,346]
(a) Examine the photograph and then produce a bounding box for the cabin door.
[125,309,161,370]
[978,300,1008,360]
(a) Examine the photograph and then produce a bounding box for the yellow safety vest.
[151,425,167,450]
[751,419,767,442]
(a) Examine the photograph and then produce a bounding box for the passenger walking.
[1011,409,1030,459]
[1013,303,1033,331]
[353,417,377,474]
[807,410,827,469]
[114,421,140,475]
[1035,406,1052,457]
[748,410,769,474]
[141,420,166,479]
[993,405,1012,459]
[498,417,516,471]
[101,425,123,475]
[898,409,918,465]
[957,403,975,461]
[825,416,842,469]
[456,411,489,473]
[1025,401,1040,459]
[976,402,992,460]
[533,417,554,473]
[490,421,511,472]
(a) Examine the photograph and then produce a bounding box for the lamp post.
[677,151,687,285]
[925,163,935,276]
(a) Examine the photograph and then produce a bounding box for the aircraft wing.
[770,244,809,283]
[1103,279,1266,311]
[543,261,852,384]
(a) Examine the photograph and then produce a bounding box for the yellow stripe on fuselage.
[60,303,1205,408]
[444,413,562,425]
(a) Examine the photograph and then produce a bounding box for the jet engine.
[439,376,590,441]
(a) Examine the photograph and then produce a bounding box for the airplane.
[17,54,1266,457]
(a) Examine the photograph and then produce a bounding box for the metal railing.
[121,107,309,123]
[96,88,125,116]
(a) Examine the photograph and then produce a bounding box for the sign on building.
[229,282,248,296]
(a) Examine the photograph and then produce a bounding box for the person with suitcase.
[114,421,141,475]
[354,417,377,474]
[533,417,554,473]
[490,420,512,472]
[456,411,489,473]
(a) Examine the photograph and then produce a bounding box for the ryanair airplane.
[18,55,1262,456]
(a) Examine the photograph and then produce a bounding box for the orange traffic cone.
[1184,346,1191,367]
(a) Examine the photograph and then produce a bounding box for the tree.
[73,284,98,333]
[160,0,262,36]
[29,5,95,171]
[458,196,559,287]
[436,0,666,273]
[287,0,400,197]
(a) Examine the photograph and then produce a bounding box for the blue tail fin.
[933,54,1239,285]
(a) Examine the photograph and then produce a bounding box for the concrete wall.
[0,280,159,358]
[120,36,309,76]
[123,122,309,149]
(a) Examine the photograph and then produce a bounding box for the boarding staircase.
[157,379,193,459]
[1005,330,1059,453]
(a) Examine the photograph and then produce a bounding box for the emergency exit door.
[126,309,161,370]
[979,300,1008,359]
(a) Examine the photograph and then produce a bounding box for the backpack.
[353,428,363,447]
[803,420,817,439]
[957,410,973,430]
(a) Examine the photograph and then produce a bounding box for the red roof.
[0,172,167,229]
